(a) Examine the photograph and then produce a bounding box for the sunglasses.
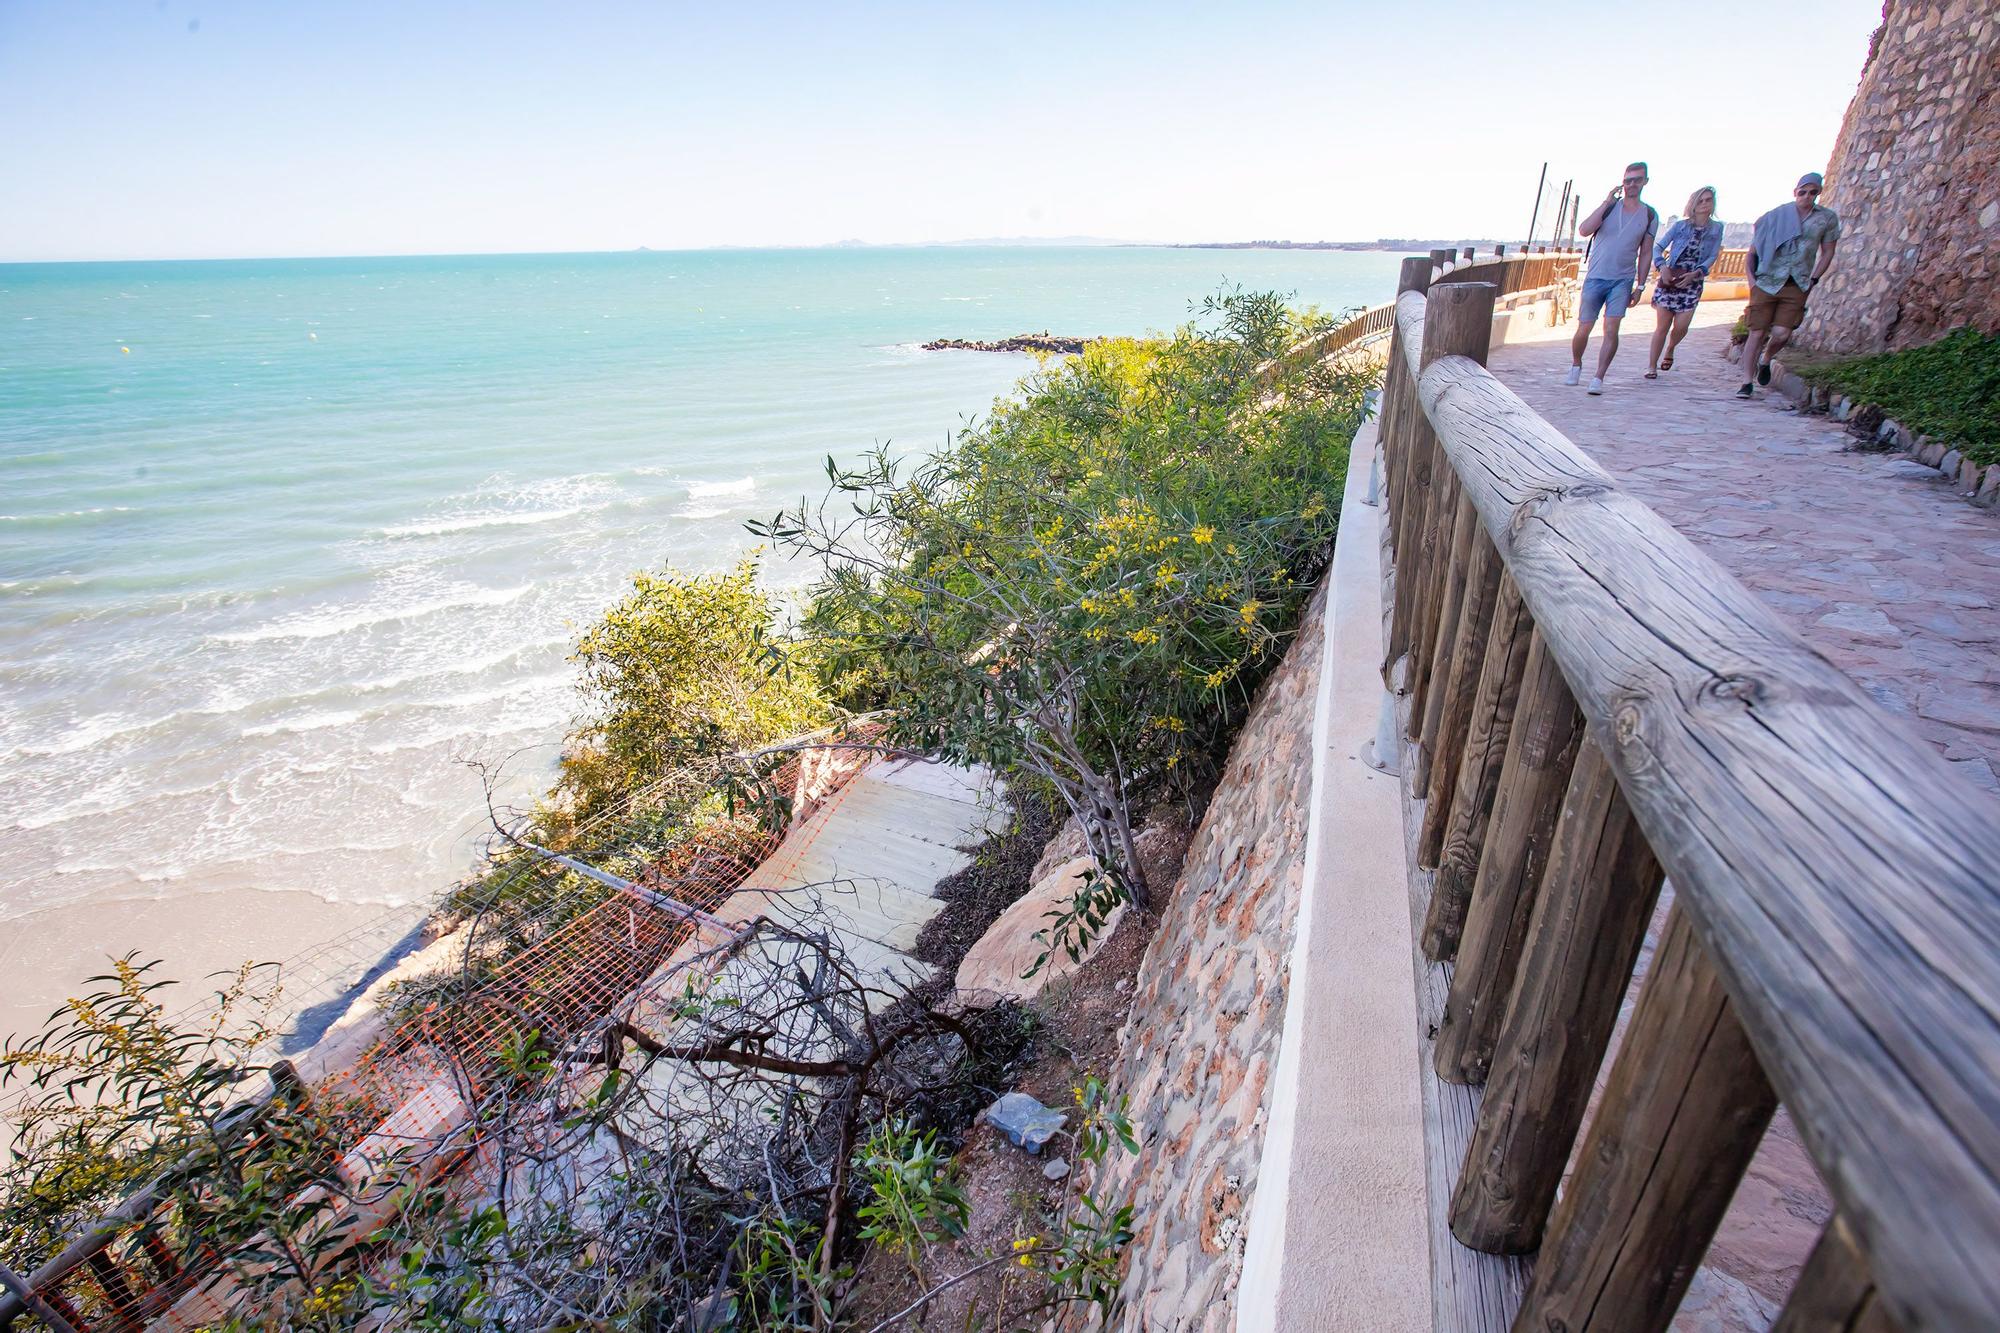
[1797,187,1821,196]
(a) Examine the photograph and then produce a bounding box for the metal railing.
[1374,261,2000,1330]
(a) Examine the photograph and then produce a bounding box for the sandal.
[1660,353,1675,371]
[1644,369,1658,379]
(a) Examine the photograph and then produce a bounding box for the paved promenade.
[1488,305,2000,797]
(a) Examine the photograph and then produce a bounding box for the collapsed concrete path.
[1487,306,2000,796]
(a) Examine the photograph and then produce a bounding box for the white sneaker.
[1563,366,1581,386]
[1587,378,1605,395]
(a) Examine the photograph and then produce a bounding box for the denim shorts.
[1580,275,1633,322]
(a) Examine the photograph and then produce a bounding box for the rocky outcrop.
[953,855,1121,1006]
[922,333,1097,354]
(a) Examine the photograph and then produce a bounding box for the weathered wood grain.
[1422,572,1532,960]
[1402,284,1495,749]
[1420,523,1504,869]
[1775,1215,1899,1333]
[1450,736,1664,1253]
[1382,555,1532,1331]
[1431,629,1585,1057]
[1416,352,2000,1326]
[1411,473,1469,790]
[1513,903,1777,1332]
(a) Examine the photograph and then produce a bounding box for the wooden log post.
[1449,735,1665,1252]
[1382,259,1438,682]
[1418,511,1505,868]
[1399,281,1495,755]
[1379,257,1434,532]
[1429,627,1584,1036]
[1407,466,1465,762]
[1462,245,1477,262]
[1512,903,1779,1332]
[1774,1215,1898,1333]
[1423,572,1531,944]
[1411,484,1477,786]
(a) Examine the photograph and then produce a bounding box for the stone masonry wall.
[1798,0,2000,355]
[1089,578,1327,1332]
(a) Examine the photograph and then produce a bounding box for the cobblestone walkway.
[1487,306,2000,796]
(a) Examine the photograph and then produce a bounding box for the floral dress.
[1652,224,1713,313]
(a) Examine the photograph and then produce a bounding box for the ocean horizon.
[0,245,1404,935]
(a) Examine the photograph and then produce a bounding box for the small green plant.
[0,957,364,1328]
[855,1118,972,1280]
[1025,866,1131,979]
[1006,1076,1139,1321]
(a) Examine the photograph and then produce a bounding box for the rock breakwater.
[923,332,1097,354]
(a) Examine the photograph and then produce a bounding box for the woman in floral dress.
[1645,186,1723,377]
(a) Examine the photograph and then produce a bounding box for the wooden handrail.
[1272,249,1580,381]
[1380,281,2000,1328]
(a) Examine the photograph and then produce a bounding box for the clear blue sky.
[2,0,1884,261]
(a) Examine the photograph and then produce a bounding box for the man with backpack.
[1566,162,1658,395]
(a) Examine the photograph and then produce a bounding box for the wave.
[0,506,138,525]
[686,475,756,499]
[241,708,368,738]
[210,585,532,644]
[379,508,583,538]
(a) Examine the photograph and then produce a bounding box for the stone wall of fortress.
[1797,0,2000,356]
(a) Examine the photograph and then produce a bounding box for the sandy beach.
[0,888,424,1051]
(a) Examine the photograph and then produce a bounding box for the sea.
[0,246,1403,925]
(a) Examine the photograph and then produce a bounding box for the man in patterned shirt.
[1737,173,1842,399]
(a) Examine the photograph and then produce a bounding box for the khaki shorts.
[1745,280,1809,332]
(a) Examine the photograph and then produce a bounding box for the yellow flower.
[1127,627,1160,646]
[1191,524,1215,545]
[1153,563,1178,587]
[1239,599,1262,624]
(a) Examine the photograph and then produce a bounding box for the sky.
[1,0,1886,262]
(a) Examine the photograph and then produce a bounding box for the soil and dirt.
[847,793,1198,1331]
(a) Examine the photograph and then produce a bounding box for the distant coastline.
[1164,238,1500,252]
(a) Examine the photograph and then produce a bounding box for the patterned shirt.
[1751,204,1841,293]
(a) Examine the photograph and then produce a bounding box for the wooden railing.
[1272,246,1581,379]
[1375,260,2000,1330]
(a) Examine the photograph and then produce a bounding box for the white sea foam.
[686,475,756,499]
[379,508,582,538]
[241,709,368,738]
[211,585,532,644]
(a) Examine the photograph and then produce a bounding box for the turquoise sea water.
[0,246,1402,919]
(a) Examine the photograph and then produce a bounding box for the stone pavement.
[1487,304,2000,797]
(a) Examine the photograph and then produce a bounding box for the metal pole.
[1525,161,1548,250]
[0,1262,80,1333]
[519,840,735,934]
[1551,179,1571,254]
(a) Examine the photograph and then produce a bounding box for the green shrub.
[553,556,832,828]
[1796,326,2000,466]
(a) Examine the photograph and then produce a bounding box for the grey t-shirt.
[1585,200,1657,282]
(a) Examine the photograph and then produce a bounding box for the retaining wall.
[1091,577,1329,1331]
